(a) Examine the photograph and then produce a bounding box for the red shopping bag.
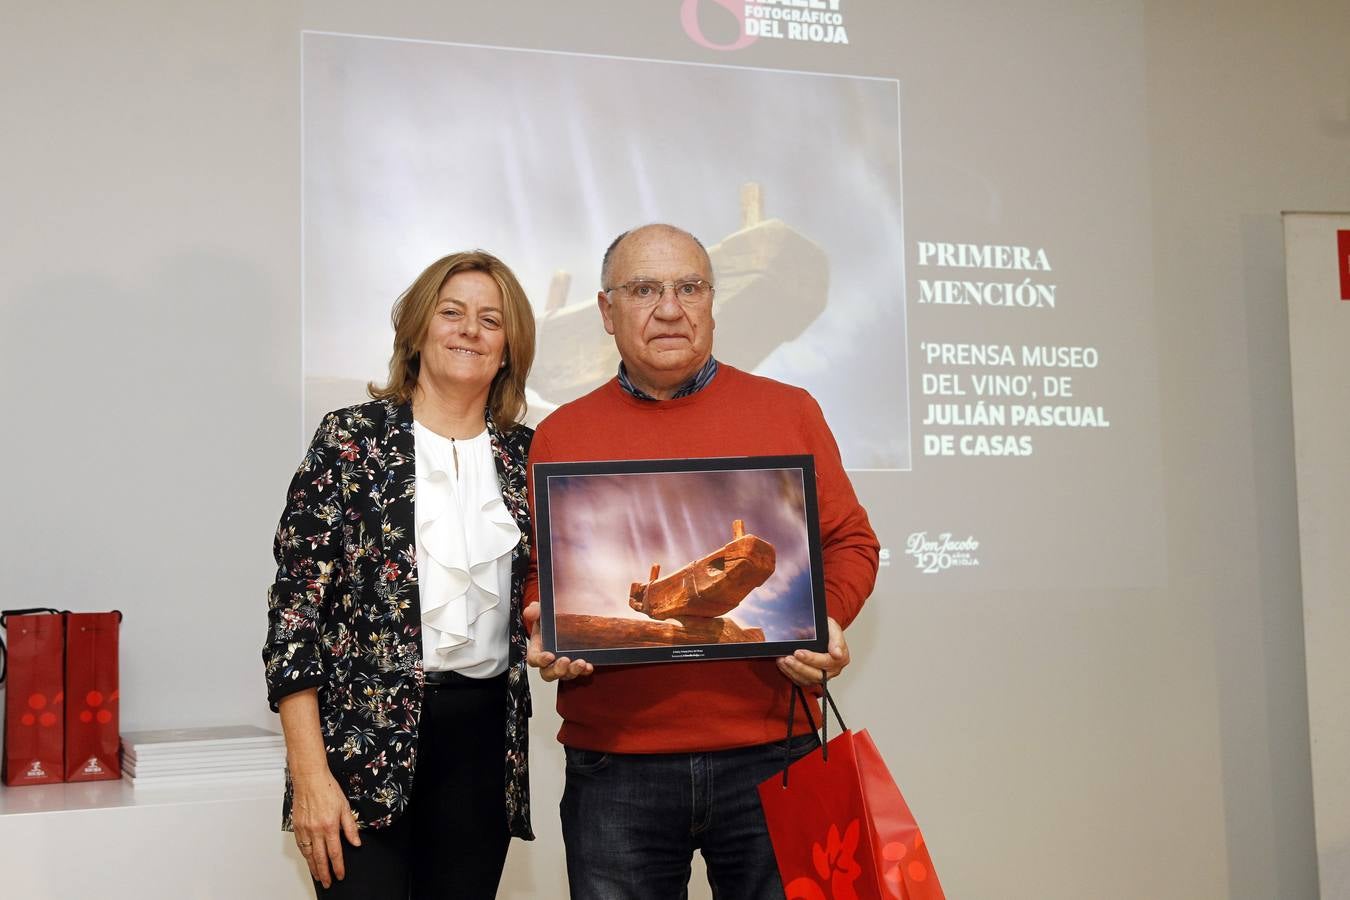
[64,611,122,782]
[1,609,66,786]
[758,684,945,900]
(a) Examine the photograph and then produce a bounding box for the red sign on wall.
[1339,230,1350,300]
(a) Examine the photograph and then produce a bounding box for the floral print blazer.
[263,399,533,838]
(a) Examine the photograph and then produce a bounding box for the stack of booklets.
[121,725,286,787]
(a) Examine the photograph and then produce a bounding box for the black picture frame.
[534,454,828,665]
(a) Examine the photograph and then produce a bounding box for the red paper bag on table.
[64,611,122,782]
[1,608,65,786]
[758,684,946,900]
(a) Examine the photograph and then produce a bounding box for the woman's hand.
[290,766,361,888]
[278,689,361,888]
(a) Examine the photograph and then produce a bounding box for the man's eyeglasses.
[605,278,715,306]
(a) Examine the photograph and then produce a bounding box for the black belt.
[423,669,507,689]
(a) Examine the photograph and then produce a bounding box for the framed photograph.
[534,455,828,665]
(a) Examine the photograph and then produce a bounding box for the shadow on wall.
[1224,213,1319,897]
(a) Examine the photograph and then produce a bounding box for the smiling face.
[416,269,507,404]
[597,226,715,399]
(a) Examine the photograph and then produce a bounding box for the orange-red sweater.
[525,365,880,753]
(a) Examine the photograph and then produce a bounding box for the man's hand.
[524,602,594,682]
[777,617,849,687]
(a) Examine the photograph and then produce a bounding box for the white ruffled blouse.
[412,421,520,677]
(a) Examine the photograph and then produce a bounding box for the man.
[524,223,879,899]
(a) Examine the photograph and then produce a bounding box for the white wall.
[1,1,302,731]
[1144,5,1347,894]
[2,2,1346,897]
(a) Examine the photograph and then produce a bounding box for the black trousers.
[315,672,511,900]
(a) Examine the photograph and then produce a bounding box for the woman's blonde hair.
[368,250,536,429]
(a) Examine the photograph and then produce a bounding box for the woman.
[263,250,536,898]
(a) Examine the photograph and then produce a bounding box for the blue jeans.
[560,734,820,900]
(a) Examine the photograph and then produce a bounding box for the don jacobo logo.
[905,532,980,574]
[681,0,851,51]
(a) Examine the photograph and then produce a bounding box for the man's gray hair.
[600,224,711,290]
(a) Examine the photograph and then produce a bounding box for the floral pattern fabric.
[263,399,534,838]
